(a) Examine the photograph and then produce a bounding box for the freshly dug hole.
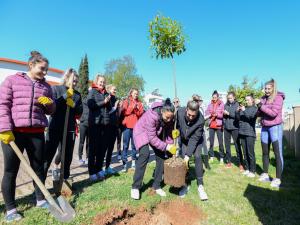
[92,199,206,225]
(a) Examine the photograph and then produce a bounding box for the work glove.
[66,98,75,108]
[172,129,180,139]
[66,88,74,98]
[166,144,177,155]
[184,155,190,169]
[38,96,53,105]
[0,131,15,144]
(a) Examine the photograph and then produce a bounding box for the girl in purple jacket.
[131,99,177,200]
[205,90,225,164]
[256,79,285,188]
[0,51,55,222]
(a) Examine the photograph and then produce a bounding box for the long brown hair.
[265,78,278,103]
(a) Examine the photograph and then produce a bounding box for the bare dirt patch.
[92,199,206,225]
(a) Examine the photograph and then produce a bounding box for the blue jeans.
[261,124,284,178]
[122,128,137,164]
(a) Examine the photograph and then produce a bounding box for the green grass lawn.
[1,140,300,225]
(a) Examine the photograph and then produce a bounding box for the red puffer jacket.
[121,97,144,129]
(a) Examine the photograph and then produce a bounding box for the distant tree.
[228,76,264,105]
[149,13,187,98]
[104,55,145,99]
[77,54,89,99]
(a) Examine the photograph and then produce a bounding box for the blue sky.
[1,0,299,109]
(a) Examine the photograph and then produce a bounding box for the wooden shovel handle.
[9,141,62,213]
[58,74,74,191]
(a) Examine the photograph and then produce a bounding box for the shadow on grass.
[244,145,300,225]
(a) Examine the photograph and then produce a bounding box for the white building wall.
[0,61,63,84]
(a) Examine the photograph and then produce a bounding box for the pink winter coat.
[257,92,285,127]
[205,99,224,129]
[0,72,55,132]
[133,102,173,151]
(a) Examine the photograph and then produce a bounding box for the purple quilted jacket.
[0,72,55,132]
[258,92,285,127]
[133,102,173,151]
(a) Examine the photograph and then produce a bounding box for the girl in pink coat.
[205,90,225,164]
[0,51,55,222]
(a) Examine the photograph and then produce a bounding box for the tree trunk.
[172,58,177,98]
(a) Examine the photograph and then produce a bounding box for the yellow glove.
[172,129,180,139]
[66,88,74,98]
[0,131,15,144]
[166,144,177,155]
[38,96,53,105]
[66,98,75,108]
[184,156,189,169]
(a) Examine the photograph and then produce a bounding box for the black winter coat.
[48,85,82,132]
[176,107,205,157]
[224,101,239,130]
[87,88,113,126]
[80,97,89,125]
[236,106,257,137]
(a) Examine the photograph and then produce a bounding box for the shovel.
[10,141,76,222]
[54,74,75,195]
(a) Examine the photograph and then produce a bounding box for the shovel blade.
[48,196,76,223]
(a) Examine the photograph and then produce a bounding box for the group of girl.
[0,51,144,222]
[0,51,285,222]
[205,80,285,188]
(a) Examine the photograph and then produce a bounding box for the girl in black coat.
[223,92,243,170]
[236,95,257,178]
[87,75,113,181]
[45,68,83,181]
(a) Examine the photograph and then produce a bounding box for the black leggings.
[78,122,89,160]
[208,128,225,158]
[116,127,122,152]
[240,135,256,173]
[44,129,75,179]
[224,129,243,164]
[181,142,204,185]
[105,126,117,169]
[132,145,166,190]
[88,124,110,175]
[1,132,45,211]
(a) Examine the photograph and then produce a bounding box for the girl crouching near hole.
[131,99,177,200]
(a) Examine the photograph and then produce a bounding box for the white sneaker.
[89,174,98,181]
[209,157,214,163]
[179,186,190,198]
[242,170,250,176]
[52,168,60,181]
[270,178,281,188]
[121,164,127,173]
[198,185,208,201]
[155,188,166,197]
[131,160,136,169]
[247,172,255,178]
[258,173,271,182]
[219,158,224,165]
[131,188,140,200]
